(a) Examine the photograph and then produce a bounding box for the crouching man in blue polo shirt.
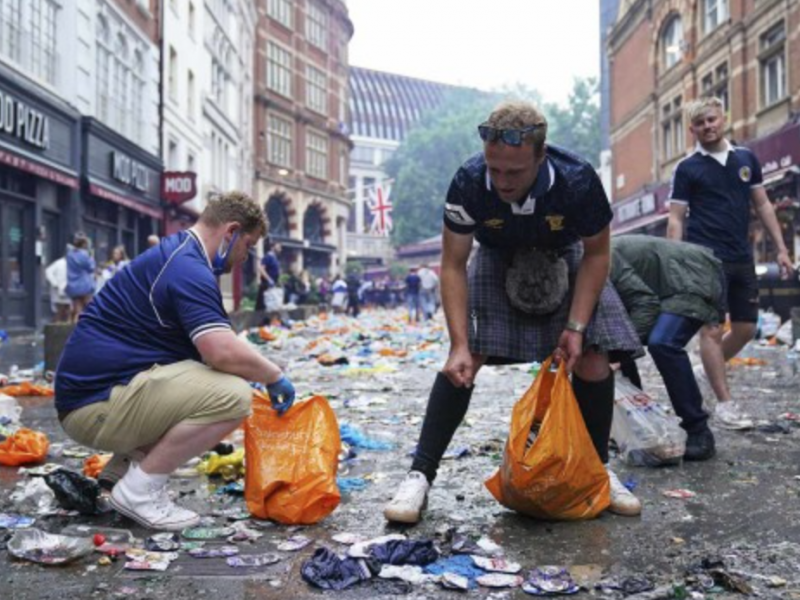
[55,191,295,531]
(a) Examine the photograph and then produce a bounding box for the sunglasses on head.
[477,123,543,146]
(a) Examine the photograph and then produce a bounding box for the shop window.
[303,205,324,243]
[760,22,786,108]
[5,204,26,291]
[0,170,35,197]
[266,195,289,237]
[661,15,684,70]
[661,95,683,161]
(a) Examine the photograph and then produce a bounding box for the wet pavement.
[2,311,800,599]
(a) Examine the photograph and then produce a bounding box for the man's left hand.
[266,376,296,416]
[777,250,795,280]
[554,330,583,372]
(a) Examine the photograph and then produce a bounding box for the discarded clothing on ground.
[368,539,439,566]
[301,547,379,590]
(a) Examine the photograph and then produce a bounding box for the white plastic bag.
[263,287,283,312]
[611,374,687,467]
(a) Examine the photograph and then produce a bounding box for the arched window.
[303,205,324,243]
[662,16,684,70]
[96,16,111,121]
[266,196,289,237]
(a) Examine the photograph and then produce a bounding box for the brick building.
[607,0,800,262]
[254,0,353,279]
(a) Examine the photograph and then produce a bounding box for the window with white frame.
[168,46,178,102]
[760,22,786,108]
[661,95,683,161]
[661,16,684,70]
[131,51,145,144]
[703,0,728,35]
[187,70,195,120]
[96,16,111,123]
[306,129,328,179]
[188,2,196,39]
[306,65,327,114]
[268,0,292,29]
[306,1,328,50]
[113,35,129,136]
[29,0,58,85]
[267,42,292,97]
[701,62,729,112]
[267,114,293,167]
[0,0,23,64]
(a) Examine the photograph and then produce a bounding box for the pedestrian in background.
[611,235,726,461]
[405,267,422,323]
[256,239,281,311]
[384,100,643,524]
[418,263,440,320]
[45,254,71,323]
[97,245,130,292]
[667,96,794,430]
[146,234,160,249]
[331,274,348,313]
[346,270,362,318]
[65,232,96,322]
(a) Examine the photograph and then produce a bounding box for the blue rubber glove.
[266,375,295,416]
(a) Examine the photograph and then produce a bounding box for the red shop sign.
[162,171,197,205]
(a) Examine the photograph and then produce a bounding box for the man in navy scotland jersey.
[667,97,793,430]
[384,100,644,524]
[56,192,296,530]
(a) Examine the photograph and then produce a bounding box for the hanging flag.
[368,183,393,236]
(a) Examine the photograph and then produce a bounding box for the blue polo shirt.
[55,230,232,412]
[669,142,763,262]
[443,144,612,248]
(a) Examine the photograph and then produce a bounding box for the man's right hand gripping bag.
[245,393,341,525]
[485,358,610,520]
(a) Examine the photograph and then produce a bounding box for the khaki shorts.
[61,360,252,454]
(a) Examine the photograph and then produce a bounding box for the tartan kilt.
[467,243,643,364]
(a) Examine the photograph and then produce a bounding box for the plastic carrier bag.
[245,393,341,524]
[0,428,50,466]
[610,374,687,467]
[485,358,610,520]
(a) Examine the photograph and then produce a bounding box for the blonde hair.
[200,190,267,236]
[685,97,725,123]
[485,100,548,153]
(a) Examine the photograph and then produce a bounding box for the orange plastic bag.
[0,382,54,397]
[485,358,610,520]
[83,453,112,478]
[0,428,50,466]
[245,393,341,525]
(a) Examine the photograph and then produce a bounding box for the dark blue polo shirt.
[669,143,763,262]
[443,144,612,248]
[55,230,232,412]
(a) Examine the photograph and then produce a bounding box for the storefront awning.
[88,181,163,219]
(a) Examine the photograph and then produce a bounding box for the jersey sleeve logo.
[444,203,476,226]
[545,214,565,231]
[739,166,752,182]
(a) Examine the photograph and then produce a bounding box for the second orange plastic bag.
[245,393,341,525]
[485,357,610,520]
[0,428,50,466]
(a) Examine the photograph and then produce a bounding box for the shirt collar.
[188,228,213,269]
[484,158,556,215]
[694,139,732,156]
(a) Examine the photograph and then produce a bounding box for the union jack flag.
[368,183,393,236]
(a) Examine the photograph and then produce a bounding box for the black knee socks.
[572,370,614,464]
[410,372,474,483]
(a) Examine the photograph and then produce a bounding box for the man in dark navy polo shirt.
[668,96,793,430]
[56,192,296,531]
[384,100,644,524]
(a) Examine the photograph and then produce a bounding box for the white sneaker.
[98,450,146,490]
[715,401,754,430]
[110,464,200,531]
[606,466,642,516]
[383,471,430,524]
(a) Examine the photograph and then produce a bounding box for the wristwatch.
[565,319,586,334]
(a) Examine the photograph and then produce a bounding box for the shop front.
[81,119,162,266]
[610,183,671,237]
[746,121,800,263]
[0,65,80,330]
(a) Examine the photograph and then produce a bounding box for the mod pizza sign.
[162,171,197,204]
